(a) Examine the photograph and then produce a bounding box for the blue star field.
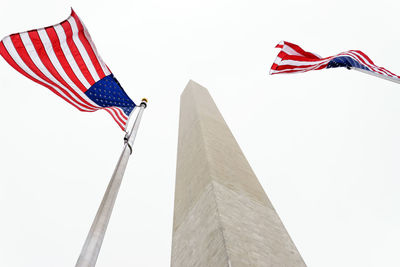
[327,56,370,71]
[85,74,135,116]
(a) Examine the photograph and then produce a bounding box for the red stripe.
[272,62,329,71]
[271,61,328,74]
[281,41,321,59]
[270,63,279,70]
[9,34,96,111]
[355,49,400,76]
[350,51,394,76]
[45,26,88,92]
[60,20,96,85]
[112,106,128,120]
[271,52,331,71]
[350,50,374,65]
[113,107,128,123]
[0,41,90,112]
[104,108,125,130]
[345,51,387,76]
[107,107,126,123]
[379,67,399,78]
[71,10,106,80]
[10,34,97,111]
[109,107,127,125]
[277,51,327,63]
[27,31,98,111]
[106,64,112,74]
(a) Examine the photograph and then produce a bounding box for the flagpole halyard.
[75,98,148,267]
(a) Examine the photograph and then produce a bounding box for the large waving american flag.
[0,9,135,130]
[270,41,400,83]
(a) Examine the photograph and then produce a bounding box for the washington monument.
[171,81,306,267]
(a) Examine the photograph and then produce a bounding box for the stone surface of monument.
[171,80,306,267]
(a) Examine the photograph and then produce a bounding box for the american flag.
[270,41,400,82]
[0,9,135,131]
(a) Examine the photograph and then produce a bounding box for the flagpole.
[75,98,148,267]
[352,68,400,84]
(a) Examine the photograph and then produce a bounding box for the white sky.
[1,0,400,266]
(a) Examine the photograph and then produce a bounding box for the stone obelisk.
[171,81,306,267]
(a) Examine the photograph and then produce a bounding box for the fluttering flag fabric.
[270,41,400,82]
[0,9,135,130]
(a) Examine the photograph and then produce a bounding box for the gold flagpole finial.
[141,98,148,108]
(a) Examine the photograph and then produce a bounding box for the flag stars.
[86,74,135,111]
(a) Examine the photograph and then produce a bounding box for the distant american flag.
[270,41,400,82]
[0,9,135,130]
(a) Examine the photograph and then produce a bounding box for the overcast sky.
[1,0,400,266]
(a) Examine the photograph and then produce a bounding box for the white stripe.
[2,36,93,112]
[278,58,331,67]
[344,51,381,73]
[67,16,101,82]
[271,60,331,74]
[347,51,392,77]
[274,56,283,64]
[105,107,126,126]
[19,32,99,111]
[326,51,386,76]
[37,28,100,108]
[114,107,128,120]
[37,29,83,92]
[275,57,332,72]
[80,19,111,76]
[340,52,386,76]
[53,24,91,88]
[107,107,125,122]
[282,43,322,59]
[110,106,128,121]
[281,45,304,57]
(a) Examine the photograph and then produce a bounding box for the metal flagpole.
[75,98,148,267]
[352,68,400,84]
